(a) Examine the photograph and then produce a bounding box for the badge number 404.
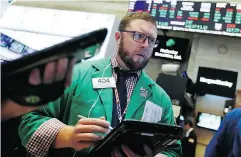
[98,78,110,83]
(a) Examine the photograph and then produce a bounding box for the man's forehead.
[128,19,157,37]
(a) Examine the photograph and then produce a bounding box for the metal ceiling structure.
[12,1,130,19]
[12,0,241,20]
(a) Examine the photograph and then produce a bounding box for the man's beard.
[118,40,149,71]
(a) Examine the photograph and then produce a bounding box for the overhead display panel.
[128,0,241,37]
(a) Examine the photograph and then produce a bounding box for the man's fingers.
[31,57,76,86]
[74,141,96,151]
[78,118,110,128]
[75,133,102,141]
[143,144,153,156]
[28,68,41,85]
[122,145,137,157]
[65,58,76,87]
[154,154,167,157]
[75,125,109,134]
[43,62,56,84]
[55,58,68,82]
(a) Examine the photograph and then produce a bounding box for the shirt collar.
[186,128,194,137]
[111,57,141,77]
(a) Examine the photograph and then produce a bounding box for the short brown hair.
[118,12,156,31]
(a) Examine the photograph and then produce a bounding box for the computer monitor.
[156,73,187,103]
[196,67,238,98]
[196,112,223,131]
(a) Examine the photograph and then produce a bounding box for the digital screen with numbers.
[128,0,241,37]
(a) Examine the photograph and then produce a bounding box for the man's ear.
[115,31,121,44]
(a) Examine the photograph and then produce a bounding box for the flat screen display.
[152,35,190,62]
[0,33,36,63]
[196,67,238,98]
[0,31,101,64]
[196,112,223,131]
[128,0,241,37]
[156,73,187,103]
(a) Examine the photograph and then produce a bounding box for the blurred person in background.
[232,118,241,157]
[181,118,197,157]
[234,90,241,108]
[205,108,241,157]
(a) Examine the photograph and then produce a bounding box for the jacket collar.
[91,57,156,121]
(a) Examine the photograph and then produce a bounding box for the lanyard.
[113,85,129,123]
[112,66,139,123]
[112,68,130,123]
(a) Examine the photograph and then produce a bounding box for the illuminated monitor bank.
[128,0,241,37]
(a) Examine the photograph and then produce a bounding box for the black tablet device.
[88,120,183,157]
[1,28,107,76]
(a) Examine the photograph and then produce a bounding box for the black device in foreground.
[1,28,108,76]
[1,28,107,106]
[88,120,183,157]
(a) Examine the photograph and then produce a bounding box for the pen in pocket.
[77,115,113,130]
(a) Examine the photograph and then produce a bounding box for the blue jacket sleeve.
[232,119,241,157]
[204,114,229,157]
[205,109,241,157]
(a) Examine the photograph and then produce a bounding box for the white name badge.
[92,77,116,89]
[142,100,163,123]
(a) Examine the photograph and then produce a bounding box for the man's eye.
[135,33,144,39]
[150,38,155,43]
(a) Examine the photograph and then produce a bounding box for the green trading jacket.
[19,58,182,157]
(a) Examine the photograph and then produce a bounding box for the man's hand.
[29,57,76,87]
[70,118,110,150]
[112,144,153,157]
[54,117,110,150]
[1,57,76,121]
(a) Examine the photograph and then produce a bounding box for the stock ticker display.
[128,0,241,37]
